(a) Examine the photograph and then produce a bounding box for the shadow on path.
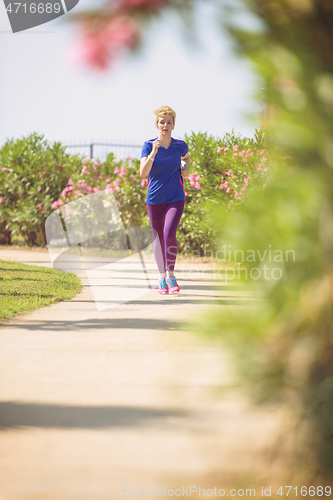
[0,402,190,429]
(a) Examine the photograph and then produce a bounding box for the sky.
[0,0,260,156]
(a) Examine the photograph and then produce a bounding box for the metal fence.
[60,140,143,161]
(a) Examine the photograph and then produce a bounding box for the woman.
[140,105,190,294]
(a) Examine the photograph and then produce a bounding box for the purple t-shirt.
[141,137,188,205]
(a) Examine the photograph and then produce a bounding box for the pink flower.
[195,175,200,181]
[68,178,74,185]
[1,167,7,172]
[220,182,229,189]
[100,15,139,50]
[192,161,196,166]
[126,155,133,161]
[93,162,99,168]
[82,165,88,174]
[52,199,64,209]
[105,184,113,194]
[234,191,239,198]
[189,173,195,181]
[232,145,239,151]
[82,158,92,164]
[39,173,43,178]
[106,177,111,183]
[38,204,43,210]
[86,186,93,194]
[195,182,201,190]
[190,180,195,187]
[185,191,188,196]
[131,176,136,182]
[226,171,232,176]
[118,166,126,177]
[226,188,231,193]
[74,34,110,70]
[0,196,3,203]
[114,167,120,174]
[93,187,100,192]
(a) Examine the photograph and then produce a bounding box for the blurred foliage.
[187,0,333,478]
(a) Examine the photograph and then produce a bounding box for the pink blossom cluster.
[189,172,201,190]
[232,148,254,163]
[114,165,127,177]
[51,199,64,209]
[61,185,74,198]
[74,16,140,70]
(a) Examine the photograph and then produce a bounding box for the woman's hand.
[181,152,190,179]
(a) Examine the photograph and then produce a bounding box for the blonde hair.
[154,105,176,127]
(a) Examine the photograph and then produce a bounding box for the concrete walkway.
[0,247,285,500]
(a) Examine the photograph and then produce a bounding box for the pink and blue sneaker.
[158,275,169,294]
[166,272,180,294]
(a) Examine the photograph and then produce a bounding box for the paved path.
[0,247,285,500]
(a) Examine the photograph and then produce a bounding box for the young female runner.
[140,105,190,294]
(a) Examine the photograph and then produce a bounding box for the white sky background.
[0,0,260,149]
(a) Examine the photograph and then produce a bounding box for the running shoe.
[166,272,180,293]
[158,275,169,294]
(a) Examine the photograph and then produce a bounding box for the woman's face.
[157,114,175,135]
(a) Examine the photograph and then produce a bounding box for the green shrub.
[0,133,82,246]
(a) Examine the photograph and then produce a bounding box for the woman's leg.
[146,203,167,274]
[163,200,185,273]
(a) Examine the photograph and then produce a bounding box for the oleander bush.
[0,133,82,246]
[0,130,288,253]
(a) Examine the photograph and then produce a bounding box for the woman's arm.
[140,139,160,177]
[181,152,190,179]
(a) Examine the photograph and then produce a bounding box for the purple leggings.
[147,200,185,273]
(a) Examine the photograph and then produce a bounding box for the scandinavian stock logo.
[45,190,161,311]
[3,0,80,33]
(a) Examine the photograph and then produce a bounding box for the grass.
[0,259,82,321]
